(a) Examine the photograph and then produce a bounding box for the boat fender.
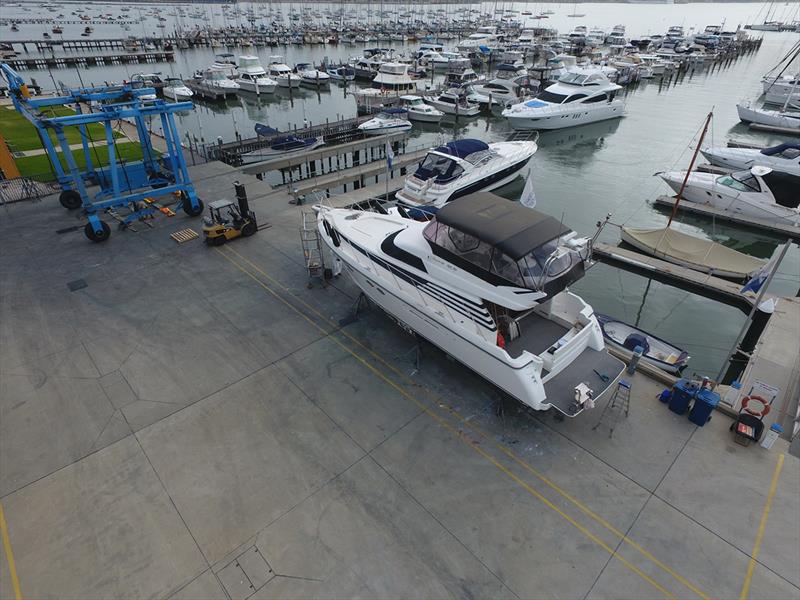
[323,219,341,247]
[496,331,506,348]
[742,395,770,417]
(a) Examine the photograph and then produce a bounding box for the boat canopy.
[380,107,408,115]
[760,142,800,157]
[433,139,489,159]
[762,170,800,208]
[434,192,570,260]
[255,123,279,137]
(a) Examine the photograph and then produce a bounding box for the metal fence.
[0,175,60,205]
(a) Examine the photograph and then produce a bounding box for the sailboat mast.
[667,111,713,227]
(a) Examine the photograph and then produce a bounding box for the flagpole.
[715,239,791,384]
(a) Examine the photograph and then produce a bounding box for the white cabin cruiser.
[316,192,623,416]
[295,63,331,86]
[395,139,537,208]
[503,69,624,130]
[399,95,444,123]
[211,53,237,78]
[736,100,800,130]
[358,108,413,135]
[659,166,800,226]
[235,55,277,94]
[425,89,481,116]
[473,78,525,106]
[162,77,193,100]
[203,68,240,90]
[701,142,800,177]
[268,56,301,88]
[370,62,416,94]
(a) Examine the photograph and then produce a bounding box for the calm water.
[4,2,800,375]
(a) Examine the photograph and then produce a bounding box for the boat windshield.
[537,89,568,103]
[422,221,579,291]
[718,172,761,192]
[413,153,464,183]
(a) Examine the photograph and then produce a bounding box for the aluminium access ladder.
[300,210,326,288]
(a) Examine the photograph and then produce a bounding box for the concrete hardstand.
[0,162,797,600]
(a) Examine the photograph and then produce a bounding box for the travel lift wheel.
[182,194,204,217]
[84,221,111,243]
[59,189,82,210]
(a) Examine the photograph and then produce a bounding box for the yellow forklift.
[203,182,258,245]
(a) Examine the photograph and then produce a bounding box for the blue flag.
[740,252,778,295]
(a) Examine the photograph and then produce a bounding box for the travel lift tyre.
[202,182,258,245]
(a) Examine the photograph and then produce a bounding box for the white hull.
[701,147,800,177]
[163,88,193,100]
[359,123,413,135]
[236,80,277,94]
[406,109,442,123]
[424,98,481,116]
[317,210,611,415]
[275,75,302,88]
[300,76,331,87]
[506,101,625,130]
[240,139,324,164]
[737,103,800,129]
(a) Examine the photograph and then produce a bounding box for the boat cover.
[760,142,800,156]
[435,192,570,260]
[434,139,489,158]
[762,170,800,209]
[255,123,279,137]
[621,227,765,277]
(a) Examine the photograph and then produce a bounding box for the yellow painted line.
[225,246,711,599]
[0,502,22,600]
[739,453,785,600]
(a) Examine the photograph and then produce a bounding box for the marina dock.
[592,241,764,310]
[653,195,800,240]
[2,51,174,70]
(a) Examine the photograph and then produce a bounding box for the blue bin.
[688,388,720,426]
[669,379,697,415]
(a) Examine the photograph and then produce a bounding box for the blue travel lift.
[0,63,204,242]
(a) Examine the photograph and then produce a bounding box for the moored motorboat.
[268,56,301,88]
[596,314,690,374]
[424,89,481,116]
[235,55,277,94]
[162,77,193,100]
[295,63,331,86]
[503,68,624,130]
[357,108,413,135]
[659,166,800,226]
[240,125,324,163]
[736,100,800,130]
[315,192,624,417]
[701,142,800,176]
[327,66,356,82]
[399,95,444,123]
[395,139,537,208]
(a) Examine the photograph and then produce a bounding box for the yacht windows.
[414,154,464,183]
[779,148,800,159]
[718,172,761,192]
[537,90,568,104]
[519,239,575,287]
[583,94,609,103]
[564,93,588,103]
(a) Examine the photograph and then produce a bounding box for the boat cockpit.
[420,193,587,296]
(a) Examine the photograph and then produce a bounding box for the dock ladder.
[592,379,631,438]
[300,210,326,288]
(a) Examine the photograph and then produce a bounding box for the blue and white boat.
[395,139,537,208]
[503,68,624,130]
[358,108,413,136]
[596,314,690,374]
[240,125,324,164]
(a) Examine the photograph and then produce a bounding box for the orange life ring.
[742,395,770,417]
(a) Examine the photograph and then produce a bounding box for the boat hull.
[239,139,324,164]
[737,103,800,129]
[505,101,625,130]
[406,110,442,123]
[236,80,277,94]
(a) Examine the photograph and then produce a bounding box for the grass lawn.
[0,105,121,153]
[15,142,148,182]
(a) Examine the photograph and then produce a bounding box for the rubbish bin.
[669,379,697,415]
[689,387,720,426]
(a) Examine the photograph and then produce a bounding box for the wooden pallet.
[171,228,199,244]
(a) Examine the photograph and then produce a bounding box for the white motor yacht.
[327,66,356,82]
[203,68,240,90]
[295,63,331,86]
[503,68,624,130]
[235,55,277,94]
[162,76,193,100]
[211,53,237,78]
[701,143,800,177]
[370,62,417,94]
[268,56,301,88]
[315,192,623,417]
[473,78,525,106]
[129,73,161,100]
[358,108,413,135]
[659,166,800,226]
[425,89,481,116]
[399,95,444,123]
[419,50,464,71]
[736,100,800,130]
[396,139,537,208]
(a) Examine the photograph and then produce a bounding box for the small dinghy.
[596,314,690,374]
